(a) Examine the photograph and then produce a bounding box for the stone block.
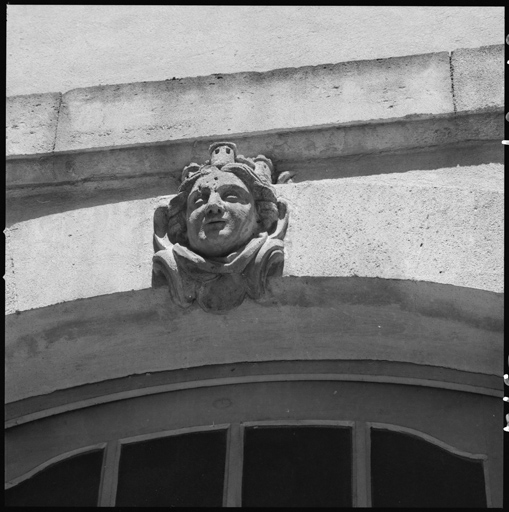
[451,44,504,112]
[6,93,61,157]
[54,52,453,153]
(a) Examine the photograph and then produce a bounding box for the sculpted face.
[186,170,259,258]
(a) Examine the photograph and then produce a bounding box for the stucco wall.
[5,45,504,314]
[6,6,504,96]
[4,163,503,316]
[4,13,504,506]
[5,40,504,410]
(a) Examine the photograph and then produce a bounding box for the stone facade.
[5,38,504,506]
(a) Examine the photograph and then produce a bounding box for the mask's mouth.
[205,220,226,228]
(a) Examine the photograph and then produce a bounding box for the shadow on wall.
[5,276,504,398]
[278,140,503,182]
[5,138,502,227]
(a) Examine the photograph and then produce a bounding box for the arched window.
[5,366,499,507]
[5,421,489,508]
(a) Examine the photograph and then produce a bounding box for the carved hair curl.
[167,163,279,246]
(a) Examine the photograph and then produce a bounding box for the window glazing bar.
[223,423,244,507]
[98,440,121,507]
[353,422,371,507]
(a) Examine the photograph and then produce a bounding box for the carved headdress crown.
[181,142,275,185]
[168,142,280,247]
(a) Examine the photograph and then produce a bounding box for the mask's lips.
[204,219,226,231]
[205,218,226,226]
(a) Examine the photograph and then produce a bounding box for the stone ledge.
[6,93,61,158]
[53,52,453,153]
[0,50,464,159]
[451,44,504,113]
[6,112,503,192]
[5,46,503,188]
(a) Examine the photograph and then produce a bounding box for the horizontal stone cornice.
[6,45,503,190]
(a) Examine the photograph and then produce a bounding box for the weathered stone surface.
[6,47,504,167]
[4,230,18,315]
[7,198,160,312]
[6,163,503,313]
[451,44,504,112]
[54,52,453,153]
[5,278,503,403]
[6,93,61,157]
[282,163,503,293]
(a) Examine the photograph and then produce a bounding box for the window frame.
[4,442,107,491]
[100,424,230,507]
[5,419,491,507]
[99,420,357,507]
[367,422,491,508]
[5,367,500,507]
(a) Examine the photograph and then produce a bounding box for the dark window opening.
[4,449,104,507]
[371,428,487,508]
[242,426,352,508]
[115,429,227,507]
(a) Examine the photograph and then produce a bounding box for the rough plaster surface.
[6,93,61,157]
[4,230,18,315]
[53,52,453,154]
[6,197,161,313]
[282,164,504,293]
[5,279,503,403]
[5,164,503,314]
[7,6,503,96]
[451,44,504,112]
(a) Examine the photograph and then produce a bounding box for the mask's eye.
[191,194,206,208]
[224,194,239,202]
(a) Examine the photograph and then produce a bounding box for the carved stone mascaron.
[153,142,289,312]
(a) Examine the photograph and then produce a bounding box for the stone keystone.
[153,142,289,312]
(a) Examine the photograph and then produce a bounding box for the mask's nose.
[206,192,224,216]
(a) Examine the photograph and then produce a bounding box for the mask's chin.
[189,232,255,259]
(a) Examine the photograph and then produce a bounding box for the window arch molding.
[5,358,501,430]
[5,365,502,507]
[4,442,107,490]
